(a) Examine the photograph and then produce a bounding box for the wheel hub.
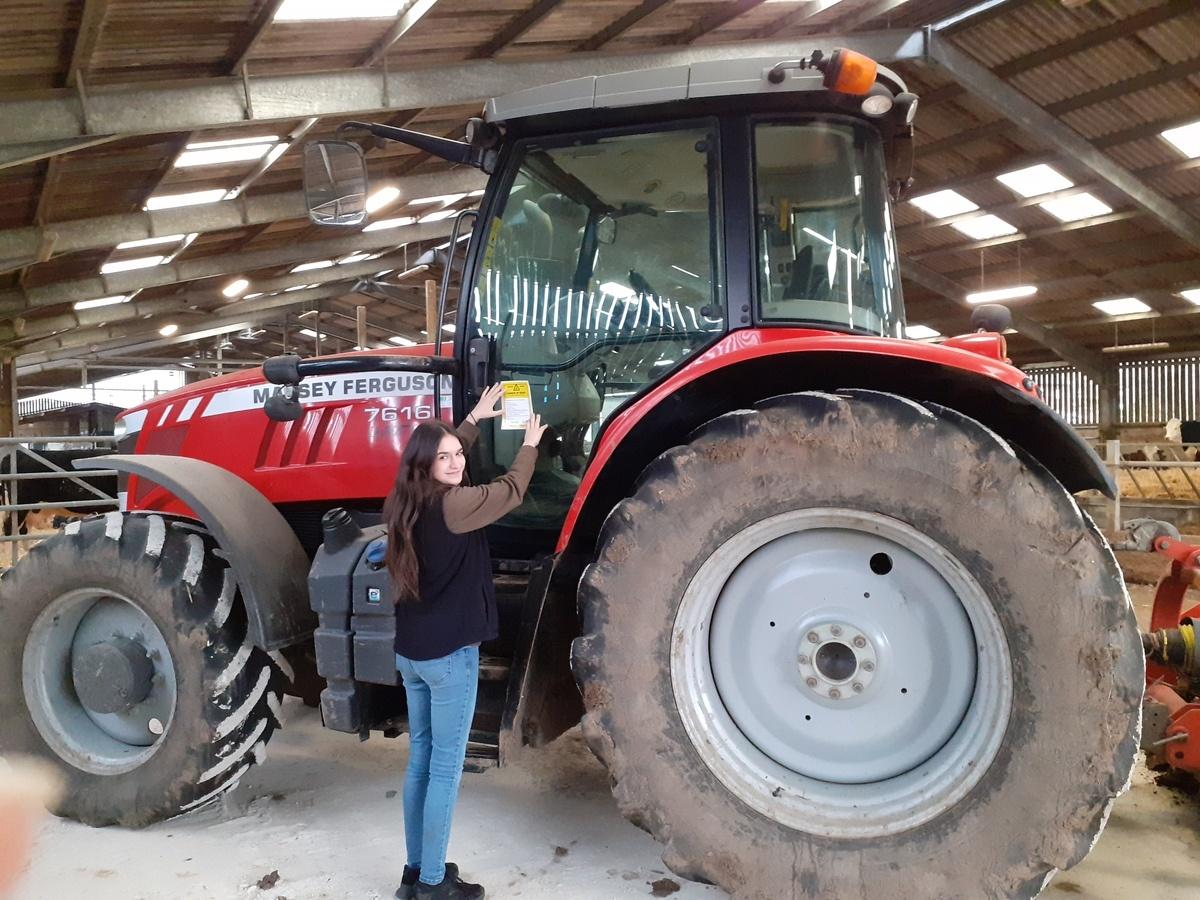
[23,589,177,775]
[797,623,877,699]
[72,636,156,714]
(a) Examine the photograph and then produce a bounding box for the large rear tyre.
[572,390,1142,899]
[0,513,283,826]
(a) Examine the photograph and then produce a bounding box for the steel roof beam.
[0,135,120,171]
[5,250,420,344]
[917,55,1200,161]
[228,0,289,73]
[918,0,1195,108]
[359,0,442,68]
[0,167,480,274]
[575,0,671,51]
[750,0,857,40]
[14,283,361,362]
[925,32,1200,249]
[900,258,1106,380]
[469,0,564,59]
[66,0,111,88]
[0,30,929,149]
[0,220,455,316]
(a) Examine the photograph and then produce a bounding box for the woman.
[386,383,547,900]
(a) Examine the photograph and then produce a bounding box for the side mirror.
[970,304,1012,333]
[303,141,369,226]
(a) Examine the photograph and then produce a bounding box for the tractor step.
[465,730,500,772]
[479,655,511,681]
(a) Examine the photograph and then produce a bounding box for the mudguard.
[556,336,1117,555]
[75,454,314,650]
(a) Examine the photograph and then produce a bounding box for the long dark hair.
[383,421,463,603]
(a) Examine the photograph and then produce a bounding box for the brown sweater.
[442,420,538,533]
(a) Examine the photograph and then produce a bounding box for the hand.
[467,383,504,424]
[523,413,549,448]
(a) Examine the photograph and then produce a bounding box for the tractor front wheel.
[572,390,1142,899]
[0,513,283,826]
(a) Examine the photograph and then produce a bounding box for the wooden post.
[1098,363,1120,442]
[425,279,438,343]
[0,357,16,439]
[1106,439,1122,531]
[356,305,368,349]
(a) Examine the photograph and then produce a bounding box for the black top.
[393,495,497,661]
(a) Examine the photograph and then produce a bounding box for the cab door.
[458,122,728,552]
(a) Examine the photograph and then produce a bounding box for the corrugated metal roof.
[0,0,1198,372]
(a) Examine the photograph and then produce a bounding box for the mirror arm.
[339,121,477,167]
[262,353,458,385]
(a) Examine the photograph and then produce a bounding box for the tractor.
[0,46,1143,899]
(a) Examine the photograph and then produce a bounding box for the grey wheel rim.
[23,588,177,775]
[671,508,1013,839]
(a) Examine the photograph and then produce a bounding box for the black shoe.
[395,863,460,900]
[413,871,483,900]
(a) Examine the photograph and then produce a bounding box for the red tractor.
[1,47,1143,898]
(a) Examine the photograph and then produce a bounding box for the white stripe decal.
[156,404,174,427]
[214,668,271,740]
[177,396,203,422]
[268,650,294,685]
[200,717,268,783]
[212,569,236,629]
[212,637,253,695]
[104,511,123,541]
[267,692,284,729]
[201,371,450,418]
[181,763,250,811]
[144,515,166,558]
[118,409,148,436]
[182,534,204,586]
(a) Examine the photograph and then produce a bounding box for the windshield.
[754,120,902,336]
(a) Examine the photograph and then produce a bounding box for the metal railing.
[1028,354,1200,426]
[0,436,118,567]
[1099,439,1200,531]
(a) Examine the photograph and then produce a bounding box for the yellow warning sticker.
[500,380,532,431]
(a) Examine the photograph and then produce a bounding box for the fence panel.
[1027,354,1200,426]
[0,435,118,567]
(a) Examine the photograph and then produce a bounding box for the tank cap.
[321,507,362,554]
[365,538,388,571]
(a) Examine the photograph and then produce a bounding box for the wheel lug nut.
[862,661,875,672]
[805,677,818,688]
[852,636,867,649]
[852,683,864,693]
[830,625,842,637]
[807,631,820,644]
[798,654,809,666]
[829,689,841,699]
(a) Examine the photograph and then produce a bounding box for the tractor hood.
[113,344,453,518]
[115,344,442,440]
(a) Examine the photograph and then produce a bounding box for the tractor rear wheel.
[572,390,1142,899]
[0,513,283,826]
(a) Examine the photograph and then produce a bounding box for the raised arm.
[442,413,550,534]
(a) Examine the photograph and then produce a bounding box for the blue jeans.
[395,645,480,886]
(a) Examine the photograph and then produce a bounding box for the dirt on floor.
[9,561,1200,899]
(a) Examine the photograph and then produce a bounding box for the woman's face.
[430,434,466,486]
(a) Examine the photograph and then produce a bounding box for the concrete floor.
[12,584,1200,900]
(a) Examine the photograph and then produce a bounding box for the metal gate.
[1027,354,1200,426]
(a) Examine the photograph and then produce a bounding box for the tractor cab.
[298,47,917,550]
